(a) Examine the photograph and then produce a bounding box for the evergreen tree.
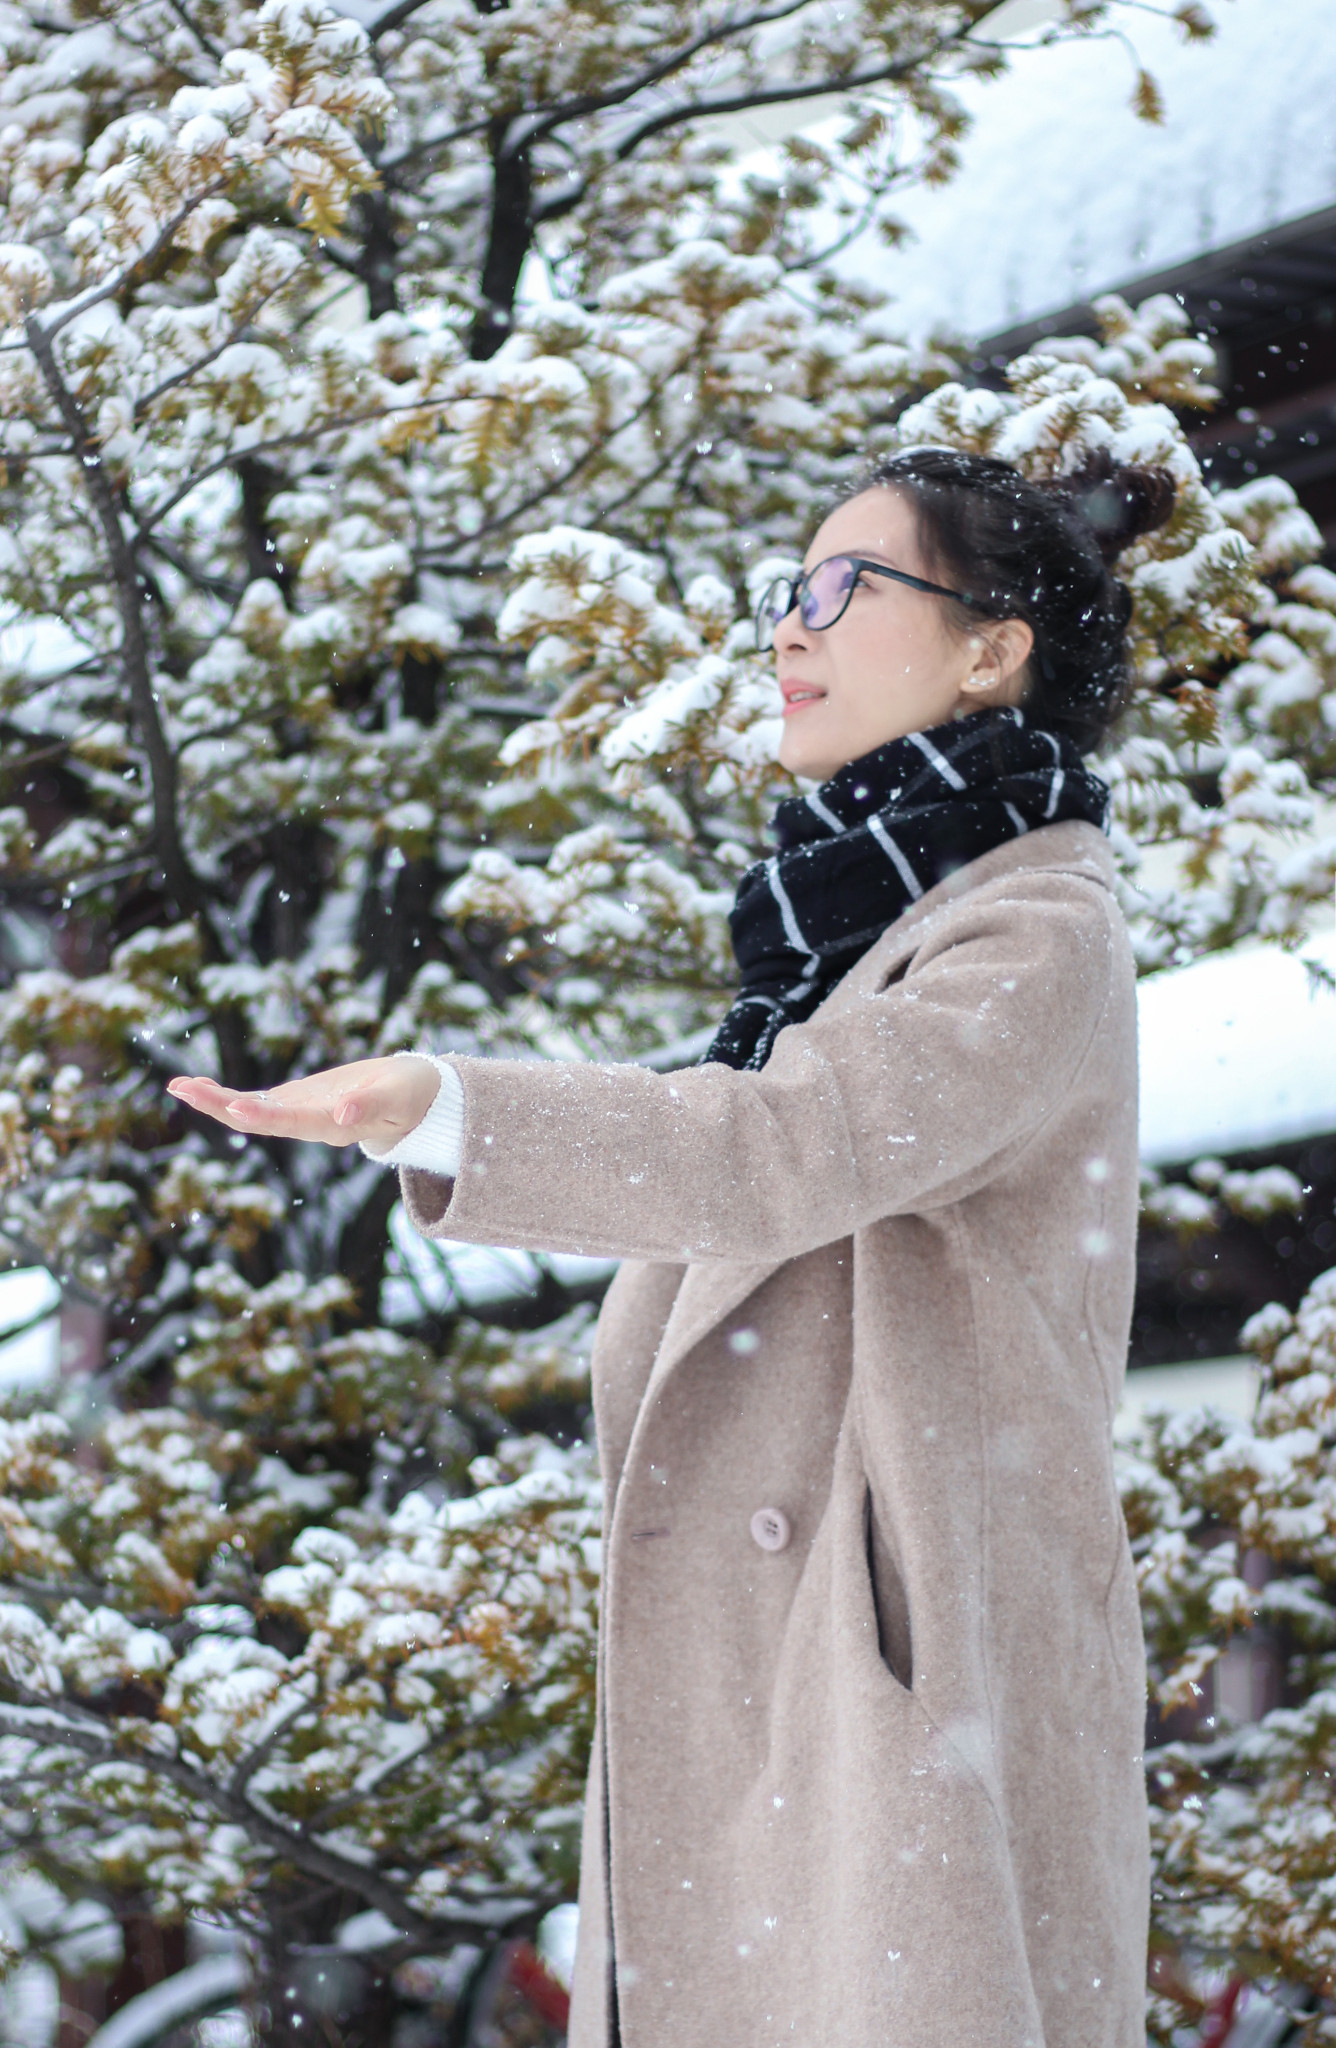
[2,0,1333,2039]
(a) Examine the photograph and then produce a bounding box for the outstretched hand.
[167,1055,441,1152]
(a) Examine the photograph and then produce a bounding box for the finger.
[227,1086,381,1148]
[169,1079,320,1141]
[168,1077,249,1124]
[221,1093,330,1138]
[168,1076,227,1105]
[221,1092,278,1123]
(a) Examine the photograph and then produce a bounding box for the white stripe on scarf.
[867,814,924,899]
[906,731,967,790]
[805,789,846,835]
[766,855,817,958]
[1043,732,1064,820]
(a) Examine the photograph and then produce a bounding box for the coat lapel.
[637,903,933,1399]
[641,1256,785,1403]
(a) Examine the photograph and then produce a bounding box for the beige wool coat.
[401,818,1149,2048]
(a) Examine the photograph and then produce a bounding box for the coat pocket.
[864,1484,914,1692]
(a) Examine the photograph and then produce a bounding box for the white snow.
[383,1203,615,1320]
[335,1909,402,1950]
[84,1955,250,2048]
[1138,927,1336,1166]
[1115,1354,1259,1437]
[0,1267,60,1388]
[538,1901,579,1992]
[834,0,1336,343]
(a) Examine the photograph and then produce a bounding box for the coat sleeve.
[399,871,1123,1264]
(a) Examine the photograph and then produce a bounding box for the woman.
[171,448,1174,2048]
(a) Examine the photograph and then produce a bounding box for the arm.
[401,874,1122,1266]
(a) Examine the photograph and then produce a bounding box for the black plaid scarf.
[704,707,1110,1072]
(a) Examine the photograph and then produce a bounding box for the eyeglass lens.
[802,556,857,629]
[756,556,860,650]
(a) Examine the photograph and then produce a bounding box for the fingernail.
[334,1099,362,1127]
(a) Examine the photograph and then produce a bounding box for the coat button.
[750,1506,791,1553]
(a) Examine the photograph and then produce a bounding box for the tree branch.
[161,0,224,62]
[499,0,818,161]
[134,393,456,535]
[417,360,687,568]
[227,1687,318,1800]
[38,179,231,346]
[376,0,1019,175]
[142,529,242,601]
[603,47,967,172]
[24,316,203,926]
[0,1698,545,1944]
[131,282,296,426]
[377,113,494,177]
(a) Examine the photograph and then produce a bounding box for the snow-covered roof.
[840,0,1336,344]
[1115,1353,1257,1432]
[1138,929,1336,1167]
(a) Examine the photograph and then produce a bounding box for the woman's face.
[772,486,1034,783]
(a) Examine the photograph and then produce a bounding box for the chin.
[781,747,844,783]
[779,731,839,781]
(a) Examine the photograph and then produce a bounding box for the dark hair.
[848,447,1176,753]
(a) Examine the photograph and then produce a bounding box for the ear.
[956,619,1036,706]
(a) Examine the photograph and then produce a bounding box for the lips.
[780,679,826,714]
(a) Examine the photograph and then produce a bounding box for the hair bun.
[1044,453,1176,566]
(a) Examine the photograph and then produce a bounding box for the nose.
[770,597,809,657]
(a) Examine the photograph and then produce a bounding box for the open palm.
[167,1056,441,1152]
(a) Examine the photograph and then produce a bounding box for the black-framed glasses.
[754,553,981,652]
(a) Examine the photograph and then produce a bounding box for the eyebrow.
[803,545,904,572]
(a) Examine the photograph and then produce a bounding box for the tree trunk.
[471,128,533,361]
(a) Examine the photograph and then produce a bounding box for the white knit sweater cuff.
[359,1052,464,1177]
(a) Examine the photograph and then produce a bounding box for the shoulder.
[862,821,1128,988]
[805,823,1133,1075]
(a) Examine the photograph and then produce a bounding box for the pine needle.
[1173,2,1217,42]
[1132,67,1166,125]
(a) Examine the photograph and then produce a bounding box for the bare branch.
[0,1698,546,1943]
[378,112,495,176]
[376,0,815,175]
[603,47,964,172]
[142,528,243,600]
[418,358,687,568]
[378,0,1022,176]
[132,280,296,425]
[59,852,158,901]
[39,179,231,346]
[24,314,203,925]
[501,0,818,160]
[162,0,224,61]
[135,393,456,534]
[227,1688,318,1800]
